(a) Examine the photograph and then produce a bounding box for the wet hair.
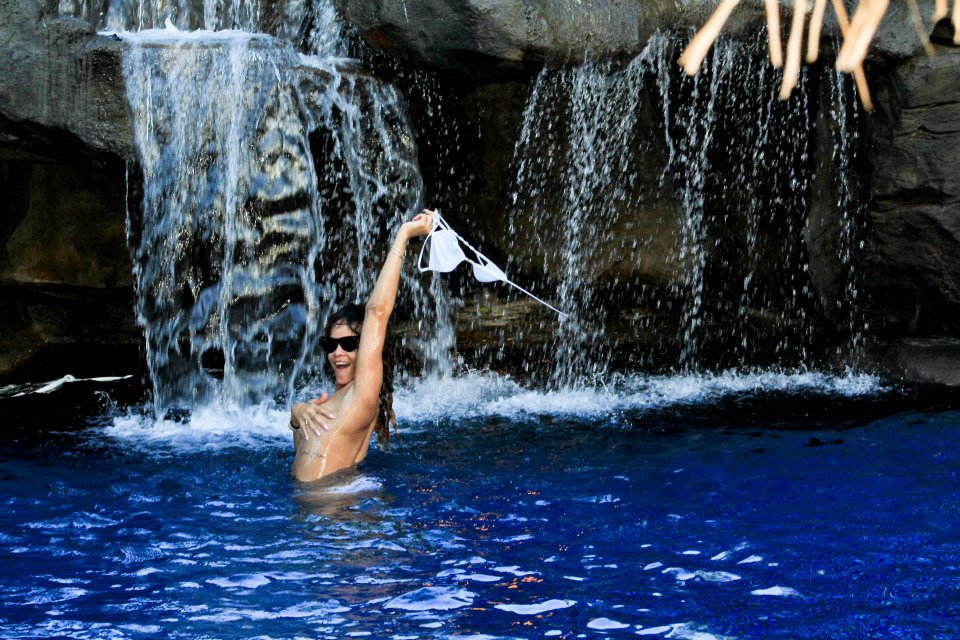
[323,303,397,448]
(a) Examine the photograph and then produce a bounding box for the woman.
[289,209,434,482]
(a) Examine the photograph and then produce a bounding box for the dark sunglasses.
[321,335,360,354]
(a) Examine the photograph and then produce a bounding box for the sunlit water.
[2,373,959,638]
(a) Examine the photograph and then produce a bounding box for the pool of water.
[2,372,959,639]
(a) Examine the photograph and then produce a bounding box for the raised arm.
[351,210,435,407]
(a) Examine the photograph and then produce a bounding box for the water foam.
[99,369,887,452]
[494,599,576,615]
[102,400,289,453]
[394,369,886,423]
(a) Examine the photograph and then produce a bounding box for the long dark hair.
[323,303,397,448]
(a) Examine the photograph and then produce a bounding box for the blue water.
[2,373,959,639]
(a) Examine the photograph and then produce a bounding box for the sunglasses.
[321,335,360,354]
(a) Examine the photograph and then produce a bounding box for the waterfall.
[671,40,732,370]
[509,32,858,379]
[827,66,866,365]
[509,37,664,388]
[121,32,327,408]
[107,1,443,412]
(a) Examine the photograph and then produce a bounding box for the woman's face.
[327,322,358,387]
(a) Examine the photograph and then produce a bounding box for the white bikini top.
[417,212,567,317]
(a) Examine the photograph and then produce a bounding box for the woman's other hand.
[291,392,336,442]
[400,209,435,239]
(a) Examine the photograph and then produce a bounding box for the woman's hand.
[400,209,435,239]
[291,393,336,442]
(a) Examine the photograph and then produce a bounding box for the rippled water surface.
[2,372,959,639]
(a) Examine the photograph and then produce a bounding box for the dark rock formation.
[338,0,934,77]
[337,0,677,75]
[0,0,132,158]
[0,0,136,378]
[863,45,960,337]
[869,337,960,386]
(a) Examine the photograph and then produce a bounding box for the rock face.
[0,0,132,158]
[338,0,934,76]
[338,0,671,75]
[0,0,136,377]
[863,46,960,336]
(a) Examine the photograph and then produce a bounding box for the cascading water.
[670,40,732,370]
[509,32,860,380]
[101,0,447,412]
[509,36,665,388]
[825,65,866,364]
[122,31,327,409]
[732,54,779,355]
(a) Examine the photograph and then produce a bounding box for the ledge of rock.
[337,0,933,76]
[870,337,960,387]
[0,3,133,159]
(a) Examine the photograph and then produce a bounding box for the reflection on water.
[0,374,959,638]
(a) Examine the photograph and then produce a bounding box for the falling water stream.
[95,0,455,411]
[59,4,867,405]
[507,33,862,382]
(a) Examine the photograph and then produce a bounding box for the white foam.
[24,588,87,604]
[493,566,537,577]
[206,574,271,589]
[395,370,885,423]
[587,617,629,629]
[494,599,576,615]
[326,476,384,494]
[637,626,674,635]
[751,586,801,597]
[711,542,749,561]
[105,26,274,46]
[461,574,502,583]
[95,369,886,451]
[661,567,695,581]
[495,534,534,542]
[6,374,132,397]
[737,555,763,564]
[637,623,733,639]
[103,400,290,453]
[693,571,741,583]
[384,587,475,611]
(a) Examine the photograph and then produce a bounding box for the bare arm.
[351,210,434,411]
